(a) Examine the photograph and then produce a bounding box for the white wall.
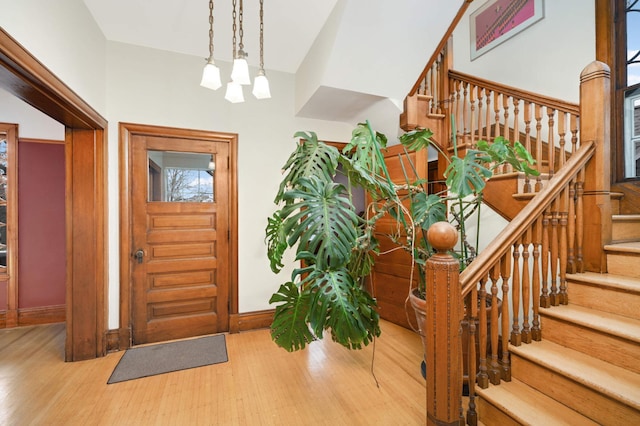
[0,89,65,140]
[452,0,595,103]
[106,42,353,326]
[0,0,107,114]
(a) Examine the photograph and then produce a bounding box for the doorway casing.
[0,28,108,361]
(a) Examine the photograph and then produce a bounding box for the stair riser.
[541,315,640,374]
[477,399,521,426]
[612,220,640,242]
[511,355,640,425]
[607,252,640,278]
[568,282,640,320]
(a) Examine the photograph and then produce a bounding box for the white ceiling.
[82,0,340,74]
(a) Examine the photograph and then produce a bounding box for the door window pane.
[148,151,215,202]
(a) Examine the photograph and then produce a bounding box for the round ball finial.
[427,221,458,251]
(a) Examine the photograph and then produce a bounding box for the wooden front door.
[131,133,230,344]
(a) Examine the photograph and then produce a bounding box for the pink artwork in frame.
[470,0,544,60]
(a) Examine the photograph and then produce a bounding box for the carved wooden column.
[579,61,612,272]
[424,222,463,426]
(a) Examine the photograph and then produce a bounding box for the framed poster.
[470,0,544,60]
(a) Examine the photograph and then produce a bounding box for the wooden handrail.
[449,70,580,115]
[408,0,474,97]
[460,140,595,296]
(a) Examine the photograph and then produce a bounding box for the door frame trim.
[119,122,238,348]
[0,28,108,361]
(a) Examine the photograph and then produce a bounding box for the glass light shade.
[230,50,251,85]
[224,81,245,103]
[252,72,271,99]
[200,61,222,90]
[208,159,216,170]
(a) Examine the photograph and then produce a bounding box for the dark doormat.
[107,334,228,384]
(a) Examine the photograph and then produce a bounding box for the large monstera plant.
[265,121,538,352]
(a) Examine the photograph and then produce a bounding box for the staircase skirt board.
[510,346,640,425]
[566,273,640,320]
[476,378,599,426]
[540,307,640,374]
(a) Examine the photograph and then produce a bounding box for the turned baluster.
[570,114,579,154]
[488,264,501,385]
[493,93,501,143]
[455,80,463,145]
[502,95,512,174]
[465,289,478,425]
[476,88,485,142]
[499,252,512,381]
[567,179,577,274]
[559,187,569,305]
[558,111,567,168]
[510,241,522,346]
[469,83,477,148]
[531,217,542,341]
[485,90,492,143]
[547,108,556,178]
[521,229,532,344]
[540,209,551,308]
[462,81,469,146]
[550,197,560,306]
[477,277,489,389]
[534,104,544,191]
[523,101,533,193]
[511,97,521,175]
[576,177,585,273]
[430,61,437,114]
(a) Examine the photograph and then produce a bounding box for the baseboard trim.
[104,310,274,352]
[106,327,131,353]
[17,305,65,326]
[229,309,274,333]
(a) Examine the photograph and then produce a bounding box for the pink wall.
[18,141,65,308]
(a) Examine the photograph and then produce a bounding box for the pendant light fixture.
[230,0,251,85]
[252,0,271,99]
[225,0,245,103]
[202,0,270,103]
[200,0,221,90]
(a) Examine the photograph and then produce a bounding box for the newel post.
[579,61,612,272]
[424,222,463,426]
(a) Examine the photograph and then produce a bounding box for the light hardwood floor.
[0,320,426,425]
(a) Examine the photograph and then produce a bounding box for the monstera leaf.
[306,269,380,350]
[477,137,539,177]
[280,177,359,270]
[411,192,447,230]
[269,281,315,352]
[265,211,287,273]
[444,150,493,198]
[275,131,340,203]
[399,128,435,152]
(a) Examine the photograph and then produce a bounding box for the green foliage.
[265,120,538,353]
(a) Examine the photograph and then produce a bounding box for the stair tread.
[604,241,640,253]
[477,377,600,425]
[612,214,640,221]
[540,304,640,343]
[566,272,640,294]
[509,339,640,410]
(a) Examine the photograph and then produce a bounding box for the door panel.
[131,134,229,344]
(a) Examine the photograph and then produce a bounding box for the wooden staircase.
[475,210,640,425]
